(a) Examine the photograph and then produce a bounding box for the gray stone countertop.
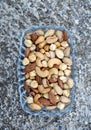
[0,0,91,130]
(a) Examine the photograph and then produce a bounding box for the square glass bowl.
[17,25,76,117]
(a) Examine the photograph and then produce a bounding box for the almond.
[30,33,38,43]
[48,91,57,105]
[39,97,51,106]
[36,45,40,51]
[35,75,42,85]
[30,88,38,93]
[25,48,30,57]
[29,91,35,97]
[53,64,59,69]
[63,30,68,41]
[23,62,36,73]
[58,78,63,88]
[49,77,57,83]
[24,82,30,93]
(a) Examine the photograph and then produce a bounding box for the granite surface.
[0,0,91,130]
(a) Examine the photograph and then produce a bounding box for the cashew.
[54,84,63,95]
[57,102,65,110]
[60,96,70,104]
[35,36,45,44]
[50,44,56,51]
[64,69,71,76]
[59,76,67,83]
[36,29,44,36]
[30,103,42,110]
[38,85,50,94]
[61,41,69,48]
[36,67,49,78]
[48,68,58,79]
[48,58,61,68]
[67,78,74,88]
[34,94,41,103]
[26,96,33,104]
[64,47,70,56]
[42,60,48,67]
[55,49,64,59]
[45,29,55,37]
[30,70,36,77]
[46,35,58,44]
[22,58,29,66]
[56,30,63,42]
[31,80,38,88]
[36,52,44,60]
[30,44,36,51]
[63,90,70,97]
[49,51,55,58]
[36,58,43,67]
[38,40,46,48]
[62,57,72,66]
[29,53,36,62]
[24,39,32,47]
[59,63,67,70]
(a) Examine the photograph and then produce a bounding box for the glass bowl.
[17,25,76,117]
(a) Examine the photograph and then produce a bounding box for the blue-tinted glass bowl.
[17,25,76,117]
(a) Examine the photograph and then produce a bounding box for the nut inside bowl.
[17,25,76,117]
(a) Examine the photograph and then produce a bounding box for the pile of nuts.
[22,29,74,111]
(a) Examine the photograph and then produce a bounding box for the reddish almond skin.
[23,62,36,73]
[58,78,63,88]
[29,91,35,97]
[63,30,68,41]
[24,82,30,93]
[49,77,57,83]
[25,48,30,57]
[53,64,59,69]
[48,91,57,105]
[30,33,38,43]
[30,88,39,93]
[36,45,40,51]
[35,75,42,85]
[39,97,51,106]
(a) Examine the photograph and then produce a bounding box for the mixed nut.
[22,28,74,111]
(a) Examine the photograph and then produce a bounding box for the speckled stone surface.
[0,0,91,130]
